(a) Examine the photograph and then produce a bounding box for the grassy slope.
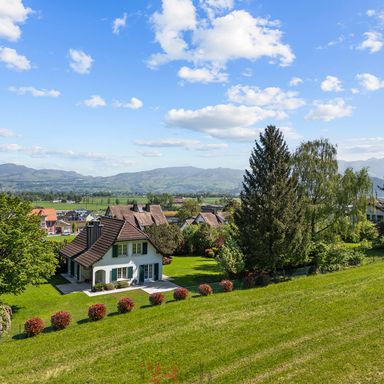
[1,260,384,383]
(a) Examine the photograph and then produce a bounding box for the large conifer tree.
[235,126,308,272]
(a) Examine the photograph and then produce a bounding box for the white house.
[60,217,163,288]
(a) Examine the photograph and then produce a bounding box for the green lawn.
[1,257,384,383]
[46,235,76,243]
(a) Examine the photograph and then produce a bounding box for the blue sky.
[1,0,384,176]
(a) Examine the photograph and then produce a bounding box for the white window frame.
[132,242,142,255]
[117,267,128,280]
[118,243,128,256]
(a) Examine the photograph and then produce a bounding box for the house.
[367,200,384,223]
[32,208,57,235]
[105,204,168,230]
[180,218,195,231]
[60,217,163,287]
[181,212,227,230]
[56,219,72,235]
[201,204,224,214]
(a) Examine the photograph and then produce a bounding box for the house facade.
[32,208,57,235]
[60,217,163,288]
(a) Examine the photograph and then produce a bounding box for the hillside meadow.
[1,256,384,383]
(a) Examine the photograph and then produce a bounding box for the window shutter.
[154,263,159,281]
[128,266,133,279]
[142,242,148,254]
[112,244,118,258]
[111,268,117,281]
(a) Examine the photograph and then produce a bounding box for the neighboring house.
[56,219,72,235]
[32,208,57,235]
[367,200,384,223]
[60,217,163,287]
[164,210,178,224]
[201,204,224,214]
[181,212,227,230]
[105,204,168,230]
[180,218,195,231]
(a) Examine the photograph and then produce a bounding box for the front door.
[144,264,153,282]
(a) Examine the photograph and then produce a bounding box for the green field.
[1,256,384,383]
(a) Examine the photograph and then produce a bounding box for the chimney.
[145,203,151,212]
[87,221,103,248]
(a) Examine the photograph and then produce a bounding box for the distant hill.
[0,160,383,195]
[0,164,244,194]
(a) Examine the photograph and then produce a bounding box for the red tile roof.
[32,208,57,221]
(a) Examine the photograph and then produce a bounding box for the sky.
[1,0,384,176]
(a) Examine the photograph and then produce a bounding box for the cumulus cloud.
[306,98,353,122]
[200,0,234,19]
[9,86,60,97]
[0,46,30,70]
[112,13,127,34]
[149,1,294,83]
[135,138,228,151]
[113,97,143,110]
[138,150,163,157]
[0,128,17,137]
[68,49,93,74]
[227,85,305,110]
[83,95,106,108]
[0,0,32,41]
[178,66,228,83]
[358,31,384,53]
[338,136,384,161]
[321,75,343,92]
[289,77,303,86]
[356,73,384,91]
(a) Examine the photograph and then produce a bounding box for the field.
[1,256,384,383]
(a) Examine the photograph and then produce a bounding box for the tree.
[0,194,57,295]
[177,199,201,223]
[217,239,245,277]
[145,224,184,256]
[235,126,308,272]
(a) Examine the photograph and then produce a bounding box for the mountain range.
[0,159,383,195]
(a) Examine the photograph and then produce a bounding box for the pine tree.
[235,126,308,273]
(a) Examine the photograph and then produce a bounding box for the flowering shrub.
[117,297,135,314]
[88,304,106,321]
[173,287,189,301]
[24,317,44,337]
[149,292,165,306]
[162,256,172,265]
[205,248,215,258]
[198,284,213,296]
[219,279,234,292]
[51,311,71,330]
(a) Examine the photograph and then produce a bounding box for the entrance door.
[143,264,153,282]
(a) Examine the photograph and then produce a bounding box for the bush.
[149,292,164,306]
[217,240,245,277]
[173,287,189,300]
[205,248,215,258]
[51,311,71,330]
[346,250,365,266]
[219,279,234,292]
[116,280,129,289]
[104,283,115,291]
[242,273,256,289]
[162,256,172,265]
[24,317,44,337]
[88,304,106,321]
[198,284,213,296]
[92,283,105,292]
[117,297,135,314]
[255,273,271,287]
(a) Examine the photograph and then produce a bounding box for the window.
[118,243,128,256]
[132,242,142,255]
[117,267,128,280]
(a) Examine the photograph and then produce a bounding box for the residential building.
[32,208,57,235]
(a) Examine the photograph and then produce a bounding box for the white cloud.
[338,137,384,161]
[227,85,305,111]
[321,75,343,92]
[0,128,17,137]
[165,104,288,140]
[358,31,384,53]
[83,95,106,108]
[68,49,93,74]
[178,66,228,83]
[139,150,163,157]
[289,77,303,86]
[112,13,127,35]
[9,86,60,97]
[113,97,143,109]
[135,138,228,151]
[200,0,234,19]
[149,2,295,83]
[0,46,30,70]
[0,0,32,41]
[366,9,384,23]
[356,73,384,91]
[306,98,353,122]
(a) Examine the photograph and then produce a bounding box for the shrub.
[0,304,12,337]
[51,311,71,330]
[92,283,105,292]
[162,256,172,265]
[88,304,106,321]
[116,280,129,289]
[24,317,44,337]
[117,297,135,314]
[242,273,256,289]
[173,287,189,300]
[217,240,245,277]
[198,284,213,296]
[104,283,115,291]
[149,292,165,306]
[255,273,271,287]
[205,248,215,258]
[346,250,365,266]
[219,279,234,292]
